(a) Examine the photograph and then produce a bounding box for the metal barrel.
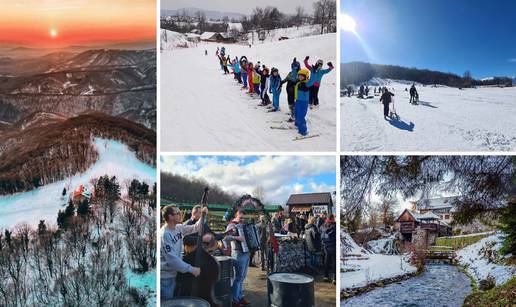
[267,272,315,307]
[214,256,233,307]
[161,297,210,307]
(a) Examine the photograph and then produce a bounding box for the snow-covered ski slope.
[0,138,156,229]
[161,33,336,151]
[341,79,516,152]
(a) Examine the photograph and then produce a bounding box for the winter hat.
[271,67,278,74]
[297,68,310,80]
[292,60,301,71]
[316,59,323,66]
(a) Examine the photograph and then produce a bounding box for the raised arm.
[304,56,312,70]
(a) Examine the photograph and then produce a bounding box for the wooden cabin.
[397,209,451,244]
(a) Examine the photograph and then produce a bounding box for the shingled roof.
[286,192,333,206]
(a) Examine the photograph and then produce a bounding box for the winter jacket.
[295,80,310,102]
[322,223,336,252]
[160,221,202,279]
[287,66,299,82]
[269,74,282,93]
[252,69,261,84]
[305,223,320,252]
[234,61,241,74]
[304,59,333,87]
[256,221,268,246]
[380,91,395,104]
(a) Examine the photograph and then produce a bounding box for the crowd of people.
[160,204,336,307]
[344,83,421,119]
[215,46,334,137]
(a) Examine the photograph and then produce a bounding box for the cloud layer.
[161,156,336,205]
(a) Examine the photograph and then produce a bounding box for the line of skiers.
[215,46,334,136]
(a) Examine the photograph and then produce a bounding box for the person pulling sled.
[380,88,396,120]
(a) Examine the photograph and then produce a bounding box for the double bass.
[176,187,220,306]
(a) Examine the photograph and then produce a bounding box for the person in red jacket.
[247,62,254,94]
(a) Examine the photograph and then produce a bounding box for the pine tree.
[65,199,75,218]
[62,187,67,197]
[37,220,47,235]
[57,210,67,229]
[77,199,91,218]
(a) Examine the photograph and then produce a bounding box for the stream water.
[341,264,472,307]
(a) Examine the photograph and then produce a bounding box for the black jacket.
[322,223,336,251]
[380,92,395,104]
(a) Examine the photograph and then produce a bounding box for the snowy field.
[457,233,515,285]
[0,138,156,229]
[341,230,417,289]
[341,80,516,151]
[161,33,336,151]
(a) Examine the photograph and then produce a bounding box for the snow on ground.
[246,25,322,44]
[161,33,336,151]
[341,230,416,289]
[0,138,156,229]
[160,30,194,50]
[126,268,156,306]
[341,253,416,289]
[341,79,516,151]
[457,233,516,285]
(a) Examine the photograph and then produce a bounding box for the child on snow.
[233,57,242,83]
[222,55,230,74]
[247,62,254,94]
[304,56,334,107]
[269,67,282,112]
[252,63,261,96]
[284,58,301,121]
[260,66,271,105]
[240,56,248,89]
[294,68,311,136]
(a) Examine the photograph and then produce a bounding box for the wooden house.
[397,209,451,244]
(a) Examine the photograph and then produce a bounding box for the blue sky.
[160,155,336,205]
[341,0,516,78]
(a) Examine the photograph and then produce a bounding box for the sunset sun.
[50,28,58,38]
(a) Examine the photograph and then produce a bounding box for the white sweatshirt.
[160,220,202,279]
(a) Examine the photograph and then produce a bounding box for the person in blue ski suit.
[269,67,282,112]
[304,56,334,106]
[294,68,311,136]
[233,57,242,83]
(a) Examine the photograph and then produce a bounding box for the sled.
[293,134,320,141]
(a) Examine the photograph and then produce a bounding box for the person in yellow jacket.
[252,63,261,96]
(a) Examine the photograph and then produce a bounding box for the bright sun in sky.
[50,28,58,38]
[341,14,357,34]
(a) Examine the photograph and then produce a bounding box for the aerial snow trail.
[341,80,516,151]
[0,138,156,229]
[161,34,336,151]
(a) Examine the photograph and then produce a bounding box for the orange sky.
[0,0,156,48]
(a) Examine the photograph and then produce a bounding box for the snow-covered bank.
[0,138,156,229]
[341,80,516,151]
[246,25,323,44]
[341,230,416,290]
[457,233,515,286]
[161,34,336,151]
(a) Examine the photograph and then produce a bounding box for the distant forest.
[341,62,513,88]
[160,172,238,204]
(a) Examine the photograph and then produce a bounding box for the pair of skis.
[269,121,320,141]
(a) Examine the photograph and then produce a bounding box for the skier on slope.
[259,66,271,106]
[294,68,311,136]
[233,57,242,84]
[240,56,249,89]
[304,56,334,107]
[247,62,254,94]
[283,58,301,122]
[269,67,282,112]
[252,63,262,96]
[409,83,419,104]
[380,87,395,119]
